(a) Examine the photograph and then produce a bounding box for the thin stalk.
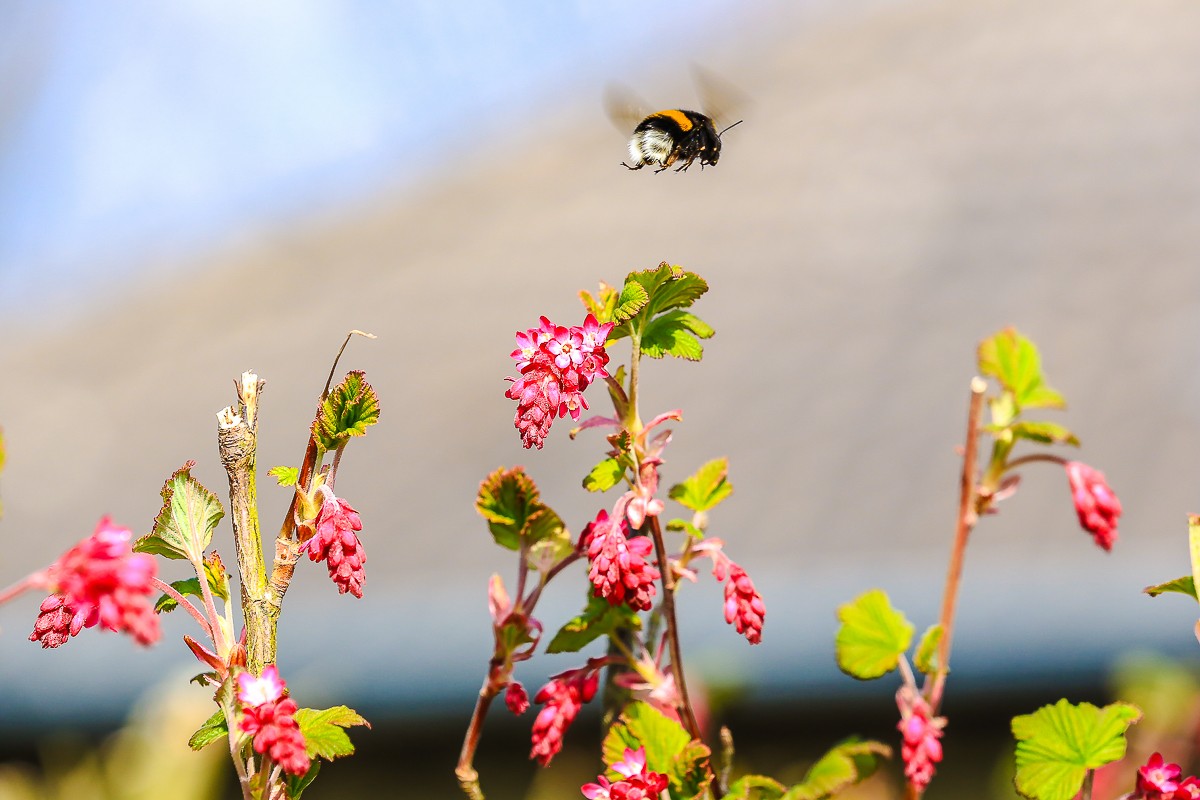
[647,516,702,742]
[0,573,43,606]
[456,680,496,800]
[221,695,253,800]
[1004,453,1066,472]
[149,577,212,640]
[929,377,986,711]
[1082,770,1094,800]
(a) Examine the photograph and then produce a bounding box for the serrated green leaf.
[1009,421,1080,447]
[1012,700,1141,800]
[547,593,641,654]
[726,775,787,800]
[640,310,714,361]
[670,738,714,800]
[914,624,944,675]
[615,280,651,323]
[584,458,626,493]
[525,506,567,547]
[782,738,892,800]
[603,703,696,796]
[313,370,381,451]
[580,282,622,325]
[978,328,1066,411]
[268,465,299,487]
[1144,575,1197,600]
[476,467,541,551]
[295,706,370,762]
[834,590,914,680]
[284,759,320,799]
[188,709,228,751]
[670,458,733,513]
[135,461,225,561]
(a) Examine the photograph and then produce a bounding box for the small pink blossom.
[303,490,367,597]
[584,509,659,612]
[896,689,945,793]
[1136,752,1182,798]
[505,681,530,715]
[28,595,84,649]
[613,660,681,722]
[581,746,670,800]
[1065,461,1121,551]
[696,539,766,644]
[239,665,309,777]
[625,459,665,530]
[530,667,600,766]
[1174,776,1200,799]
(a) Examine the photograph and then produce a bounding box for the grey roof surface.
[3,0,1200,729]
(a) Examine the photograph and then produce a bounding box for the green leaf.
[547,593,641,654]
[834,589,914,680]
[1144,575,1197,600]
[135,461,225,561]
[615,280,651,323]
[640,310,715,360]
[155,578,201,613]
[782,738,892,800]
[609,264,711,346]
[1011,700,1141,800]
[584,458,626,493]
[313,370,381,451]
[603,702,702,799]
[914,624,944,675]
[978,328,1066,411]
[669,458,734,513]
[726,775,787,800]
[187,709,229,751]
[268,465,299,487]
[527,531,575,574]
[666,519,705,539]
[294,706,371,762]
[284,759,320,799]
[670,739,715,800]
[1008,421,1080,447]
[579,282,622,325]
[475,467,541,551]
[525,506,568,547]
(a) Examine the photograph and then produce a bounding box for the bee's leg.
[675,156,695,172]
[653,164,669,173]
[621,161,644,170]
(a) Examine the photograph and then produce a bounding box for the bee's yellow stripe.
[653,109,694,132]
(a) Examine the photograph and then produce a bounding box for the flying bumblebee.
[605,70,745,173]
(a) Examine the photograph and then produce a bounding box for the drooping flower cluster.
[302,490,367,597]
[584,509,659,612]
[696,539,766,645]
[530,666,600,766]
[1064,461,1121,551]
[1133,752,1200,799]
[581,747,670,800]
[505,314,614,449]
[238,665,310,777]
[29,517,159,648]
[896,689,945,793]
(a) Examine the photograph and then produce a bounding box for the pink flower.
[1136,752,1182,798]
[896,690,945,793]
[1175,776,1200,799]
[32,517,160,647]
[505,681,530,715]
[1065,461,1121,551]
[625,460,665,530]
[302,491,367,597]
[505,314,612,449]
[239,665,310,777]
[697,539,766,644]
[612,660,681,722]
[530,667,600,766]
[581,747,670,799]
[584,509,659,612]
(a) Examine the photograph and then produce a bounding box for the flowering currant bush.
[457,264,888,800]
[0,335,377,800]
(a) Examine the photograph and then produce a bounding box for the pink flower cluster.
[583,509,659,612]
[530,666,600,766]
[1065,461,1121,551]
[505,314,613,449]
[1136,753,1200,799]
[303,491,367,597]
[505,681,530,715]
[697,539,766,645]
[238,665,310,777]
[29,517,159,648]
[581,747,670,800]
[896,690,945,793]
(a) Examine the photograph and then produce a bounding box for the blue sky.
[0,1,740,310]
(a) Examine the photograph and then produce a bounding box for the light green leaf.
[978,328,1066,411]
[1143,575,1197,600]
[135,461,225,561]
[1008,421,1080,447]
[313,370,381,451]
[294,705,370,762]
[640,310,715,360]
[547,593,641,654]
[268,465,299,487]
[187,709,228,751]
[834,589,914,680]
[725,775,787,800]
[666,519,705,539]
[914,624,944,676]
[782,738,892,800]
[1011,700,1141,800]
[669,458,733,513]
[475,467,541,551]
[584,458,626,493]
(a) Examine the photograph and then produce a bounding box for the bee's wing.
[603,84,652,135]
[692,65,750,129]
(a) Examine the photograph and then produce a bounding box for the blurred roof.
[3,0,1200,730]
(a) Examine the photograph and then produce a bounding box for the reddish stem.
[150,577,214,640]
[456,676,498,800]
[0,572,45,606]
